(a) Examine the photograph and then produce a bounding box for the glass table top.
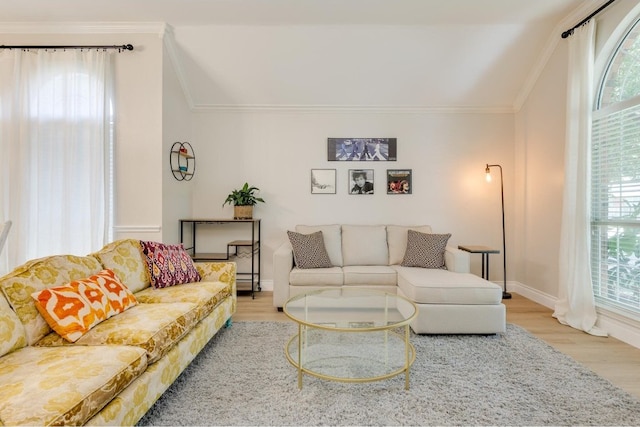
[283,288,417,330]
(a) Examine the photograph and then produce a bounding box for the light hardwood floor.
[233,290,640,399]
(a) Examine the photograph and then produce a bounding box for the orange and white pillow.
[31,269,137,342]
[91,269,138,317]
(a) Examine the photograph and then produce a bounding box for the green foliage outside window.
[600,22,640,107]
[594,18,640,312]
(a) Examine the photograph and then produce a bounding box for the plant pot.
[234,205,253,219]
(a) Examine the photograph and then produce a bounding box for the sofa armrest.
[273,242,294,308]
[194,262,237,291]
[444,246,470,273]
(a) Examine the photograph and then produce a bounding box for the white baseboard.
[595,308,640,350]
[508,281,557,308]
[113,225,162,233]
[259,280,273,292]
[508,281,640,350]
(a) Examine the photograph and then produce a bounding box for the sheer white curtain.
[0,49,114,274]
[553,20,607,336]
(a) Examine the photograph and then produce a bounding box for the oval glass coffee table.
[283,288,418,389]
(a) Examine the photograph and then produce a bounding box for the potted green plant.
[222,182,265,219]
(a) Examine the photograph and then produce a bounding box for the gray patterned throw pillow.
[401,230,451,269]
[287,230,333,269]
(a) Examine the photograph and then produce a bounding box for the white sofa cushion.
[341,225,388,266]
[396,289,506,334]
[343,266,397,286]
[296,224,343,266]
[289,267,344,286]
[394,267,502,305]
[386,225,432,265]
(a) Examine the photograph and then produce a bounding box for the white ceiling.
[1,0,597,110]
[0,0,587,26]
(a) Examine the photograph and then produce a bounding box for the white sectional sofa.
[273,224,506,334]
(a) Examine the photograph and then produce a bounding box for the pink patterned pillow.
[140,241,201,289]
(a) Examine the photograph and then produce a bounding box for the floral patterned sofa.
[0,239,236,426]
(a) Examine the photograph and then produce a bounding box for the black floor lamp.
[485,164,511,299]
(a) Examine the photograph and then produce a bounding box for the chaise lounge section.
[273,224,506,334]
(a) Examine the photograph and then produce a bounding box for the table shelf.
[191,252,229,261]
[180,218,261,298]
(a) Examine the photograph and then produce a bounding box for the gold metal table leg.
[297,323,303,389]
[404,324,410,390]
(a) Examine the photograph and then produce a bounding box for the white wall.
[514,43,568,298]
[162,37,194,244]
[111,33,164,242]
[191,110,514,283]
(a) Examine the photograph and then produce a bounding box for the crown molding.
[0,22,166,34]
[191,104,515,114]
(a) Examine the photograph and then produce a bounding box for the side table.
[458,245,511,299]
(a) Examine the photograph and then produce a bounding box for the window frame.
[592,16,640,319]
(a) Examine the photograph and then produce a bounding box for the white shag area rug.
[138,321,640,426]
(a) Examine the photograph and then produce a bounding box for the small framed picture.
[328,138,397,161]
[349,169,374,194]
[387,169,412,194]
[311,169,336,194]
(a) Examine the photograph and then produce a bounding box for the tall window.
[592,18,640,315]
[0,50,114,272]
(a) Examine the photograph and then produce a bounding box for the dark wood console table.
[457,245,499,281]
[179,218,261,298]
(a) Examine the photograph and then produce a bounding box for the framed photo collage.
[311,138,412,195]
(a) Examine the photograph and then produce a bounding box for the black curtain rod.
[562,0,616,38]
[0,44,133,51]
